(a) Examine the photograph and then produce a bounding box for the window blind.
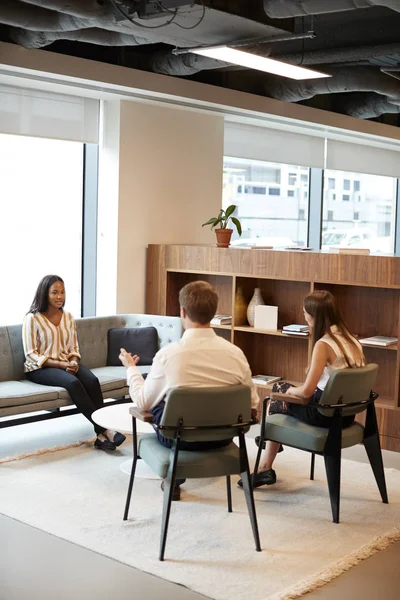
[0,85,99,144]
[326,139,400,178]
[224,121,325,168]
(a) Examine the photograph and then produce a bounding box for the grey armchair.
[123,385,261,561]
[253,364,388,523]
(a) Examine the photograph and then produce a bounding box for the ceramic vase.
[234,286,248,326]
[247,287,265,327]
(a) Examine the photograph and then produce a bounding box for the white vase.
[247,287,265,327]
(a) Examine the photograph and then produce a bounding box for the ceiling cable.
[109,0,206,31]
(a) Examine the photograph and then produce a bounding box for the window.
[223,157,310,246]
[343,179,351,191]
[322,169,396,253]
[269,188,280,196]
[328,178,335,190]
[0,134,84,325]
[332,193,336,200]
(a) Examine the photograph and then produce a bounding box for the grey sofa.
[0,314,182,426]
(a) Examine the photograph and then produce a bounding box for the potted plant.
[202,204,242,248]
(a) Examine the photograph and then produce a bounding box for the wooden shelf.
[234,326,309,339]
[148,244,400,452]
[360,342,398,351]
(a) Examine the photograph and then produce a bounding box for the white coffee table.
[92,403,159,479]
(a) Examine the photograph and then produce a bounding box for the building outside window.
[223,157,310,247]
[322,169,396,253]
[0,134,84,324]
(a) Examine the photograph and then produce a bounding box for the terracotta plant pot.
[215,228,233,248]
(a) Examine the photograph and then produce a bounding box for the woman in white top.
[23,275,126,451]
[247,290,365,488]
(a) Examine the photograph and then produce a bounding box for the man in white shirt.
[119,280,259,499]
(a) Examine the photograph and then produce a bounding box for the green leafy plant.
[202,204,242,236]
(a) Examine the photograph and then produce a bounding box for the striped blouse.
[23,310,81,372]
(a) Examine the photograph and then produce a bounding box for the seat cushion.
[107,327,158,366]
[0,380,59,408]
[266,414,365,453]
[138,434,242,479]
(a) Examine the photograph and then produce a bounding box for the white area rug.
[0,441,399,600]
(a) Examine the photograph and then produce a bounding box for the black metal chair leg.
[364,434,389,504]
[226,475,232,512]
[159,477,175,561]
[324,453,341,523]
[123,416,139,521]
[240,468,261,551]
[310,452,315,480]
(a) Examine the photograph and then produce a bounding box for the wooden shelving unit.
[147,244,400,452]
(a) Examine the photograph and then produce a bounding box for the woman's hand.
[119,348,140,368]
[66,359,79,374]
[59,361,71,370]
[286,386,297,396]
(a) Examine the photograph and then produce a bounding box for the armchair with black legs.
[253,364,388,523]
[123,385,261,561]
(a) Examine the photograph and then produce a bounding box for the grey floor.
[1,414,400,600]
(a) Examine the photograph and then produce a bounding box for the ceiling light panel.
[191,47,331,80]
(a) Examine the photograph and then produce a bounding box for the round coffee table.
[92,403,159,479]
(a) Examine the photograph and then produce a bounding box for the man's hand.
[66,359,79,374]
[119,348,140,368]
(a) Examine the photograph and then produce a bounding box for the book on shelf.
[251,245,273,249]
[210,314,232,326]
[358,336,398,347]
[337,247,370,255]
[282,324,309,333]
[252,375,281,385]
[282,324,309,336]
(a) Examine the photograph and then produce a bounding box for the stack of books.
[358,336,398,347]
[210,314,232,326]
[282,324,309,336]
[252,375,281,386]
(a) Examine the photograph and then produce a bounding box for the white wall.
[110,100,224,313]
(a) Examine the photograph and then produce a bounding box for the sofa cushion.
[0,380,59,408]
[107,327,158,366]
[0,326,14,383]
[76,315,127,369]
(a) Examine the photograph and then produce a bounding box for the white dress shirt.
[126,327,259,411]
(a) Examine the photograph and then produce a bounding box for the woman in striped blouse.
[23,274,126,451]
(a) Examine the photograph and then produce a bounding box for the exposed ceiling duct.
[265,66,400,104]
[336,92,400,118]
[273,43,400,67]
[263,0,400,18]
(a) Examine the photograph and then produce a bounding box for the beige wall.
[116,100,224,313]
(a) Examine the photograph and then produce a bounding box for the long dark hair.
[304,290,364,367]
[29,275,65,314]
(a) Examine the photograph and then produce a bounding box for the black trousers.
[149,400,232,450]
[27,365,106,435]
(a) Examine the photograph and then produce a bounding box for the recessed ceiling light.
[190,47,331,81]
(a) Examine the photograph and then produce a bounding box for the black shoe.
[161,480,181,501]
[254,437,284,453]
[112,432,126,447]
[238,469,277,489]
[94,437,116,451]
